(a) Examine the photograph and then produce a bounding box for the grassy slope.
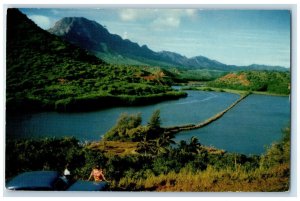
[89,141,139,156]
[87,135,288,192]
[88,140,225,157]
[125,163,289,192]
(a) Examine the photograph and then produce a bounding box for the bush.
[6,137,84,178]
[260,127,290,168]
[104,113,142,141]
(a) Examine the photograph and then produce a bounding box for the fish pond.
[6,90,290,155]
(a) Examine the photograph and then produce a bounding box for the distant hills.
[208,71,290,94]
[48,17,289,72]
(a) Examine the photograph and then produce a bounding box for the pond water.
[175,94,290,155]
[6,91,290,155]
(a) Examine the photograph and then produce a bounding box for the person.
[88,165,106,182]
[64,164,71,179]
[62,163,73,183]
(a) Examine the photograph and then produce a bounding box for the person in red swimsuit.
[88,165,106,182]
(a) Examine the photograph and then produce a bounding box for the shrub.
[104,113,142,141]
[260,127,290,168]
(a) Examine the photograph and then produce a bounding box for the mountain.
[6,9,185,112]
[157,51,188,66]
[48,17,163,65]
[48,17,289,72]
[187,56,238,71]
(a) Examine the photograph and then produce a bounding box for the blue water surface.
[175,94,290,155]
[6,91,290,155]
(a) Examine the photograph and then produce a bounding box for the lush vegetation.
[207,71,290,95]
[6,110,290,191]
[103,110,168,150]
[6,9,186,112]
[172,69,227,82]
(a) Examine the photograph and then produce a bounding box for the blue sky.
[19,8,291,68]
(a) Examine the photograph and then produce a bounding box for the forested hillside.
[207,71,290,95]
[6,9,185,112]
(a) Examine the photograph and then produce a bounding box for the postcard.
[5,6,291,193]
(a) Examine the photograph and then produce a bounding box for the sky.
[19,8,291,68]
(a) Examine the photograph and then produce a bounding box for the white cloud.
[119,9,139,21]
[150,9,197,30]
[118,9,198,30]
[28,15,52,30]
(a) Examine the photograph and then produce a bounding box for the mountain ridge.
[48,17,289,72]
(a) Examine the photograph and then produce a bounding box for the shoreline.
[179,85,289,97]
[6,90,187,113]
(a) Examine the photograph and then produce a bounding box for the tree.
[136,136,150,155]
[188,136,202,154]
[104,112,142,140]
[137,132,175,156]
[146,109,164,140]
[155,132,176,155]
[178,136,201,154]
[148,109,161,129]
[178,140,188,154]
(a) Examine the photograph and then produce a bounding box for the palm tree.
[138,132,175,156]
[178,140,188,154]
[178,137,201,154]
[152,139,167,155]
[188,136,202,154]
[148,109,161,129]
[155,131,177,155]
[159,132,175,147]
[137,136,151,155]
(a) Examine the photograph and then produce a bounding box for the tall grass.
[113,128,290,192]
[116,163,289,192]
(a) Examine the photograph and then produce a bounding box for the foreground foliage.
[116,128,290,191]
[6,124,290,191]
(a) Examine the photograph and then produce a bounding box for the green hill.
[207,71,290,95]
[6,9,186,112]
